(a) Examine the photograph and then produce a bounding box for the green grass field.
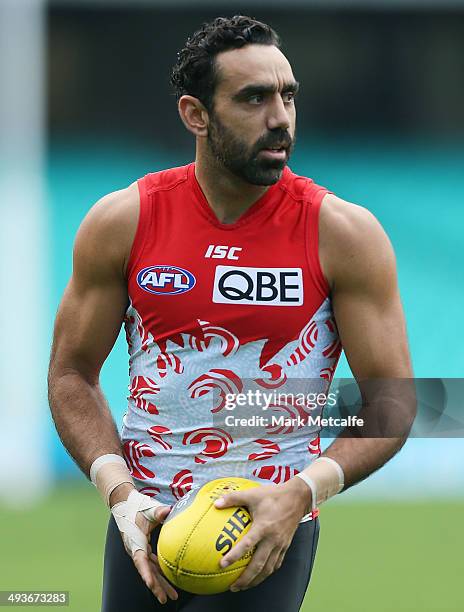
[0,483,462,611]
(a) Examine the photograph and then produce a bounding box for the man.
[48,15,415,612]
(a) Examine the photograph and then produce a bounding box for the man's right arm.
[48,184,138,482]
[48,185,179,604]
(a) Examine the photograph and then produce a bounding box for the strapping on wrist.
[294,456,344,512]
[89,453,135,507]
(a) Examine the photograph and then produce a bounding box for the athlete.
[48,15,415,612]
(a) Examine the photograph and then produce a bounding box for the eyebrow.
[232,80,300,101]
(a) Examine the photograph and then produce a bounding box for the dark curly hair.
[170,15,281,111]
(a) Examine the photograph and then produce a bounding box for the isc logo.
[205,245,242,260]
[137,265,196,295]
[213,266,303,306]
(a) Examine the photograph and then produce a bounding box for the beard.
[207,111,295,186]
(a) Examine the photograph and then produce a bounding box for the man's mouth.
[259,146,287,159]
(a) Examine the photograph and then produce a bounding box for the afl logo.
[137,265,196,295]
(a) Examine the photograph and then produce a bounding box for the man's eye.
[248,94,264,104]
[283,92,295,103]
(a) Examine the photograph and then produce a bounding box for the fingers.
[136,505,170,536]
[141,503,171,524]
[132,550,159,599]
[229,540,276,591]
[220,527,261,568]
[214,489,255,510]
[149,553,178,600]
[244,547,283,589]
[275,546,287,571]
[132,549,178,604]
[155,505,172,523]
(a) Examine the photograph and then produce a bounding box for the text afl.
[137,265,196,295]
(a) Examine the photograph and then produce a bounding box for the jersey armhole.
[125,175,155,281]
[306,187,331,299]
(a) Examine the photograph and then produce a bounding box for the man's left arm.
[316,194,416,490]
[214,195,416,590]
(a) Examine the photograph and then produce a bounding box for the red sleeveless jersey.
[122,162,341,516]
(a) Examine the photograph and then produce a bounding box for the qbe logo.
[137,265,196,295]
[213,266,303,306]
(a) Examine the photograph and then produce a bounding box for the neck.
[194,143,271,224]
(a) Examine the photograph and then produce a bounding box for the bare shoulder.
[319,193,397,292]
[73,181,140,280]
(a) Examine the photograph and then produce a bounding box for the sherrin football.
[157,477,259,594]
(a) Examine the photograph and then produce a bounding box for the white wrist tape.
[296,457,344,512]
[89,454,134,507]
[111,489,165,557]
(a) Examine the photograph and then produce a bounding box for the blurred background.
[0,0,463,610]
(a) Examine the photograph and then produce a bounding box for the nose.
[267,94,291,132]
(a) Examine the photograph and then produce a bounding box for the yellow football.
[157,477,259,594]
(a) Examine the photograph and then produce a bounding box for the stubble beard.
[207,111,295,186]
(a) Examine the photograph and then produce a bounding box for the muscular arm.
[48,183,139,480]
[48,185,178,604]
[319,194,416,490]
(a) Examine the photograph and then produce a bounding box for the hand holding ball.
[157,477,259,594]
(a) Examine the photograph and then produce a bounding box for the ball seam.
[158,550,249,577]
